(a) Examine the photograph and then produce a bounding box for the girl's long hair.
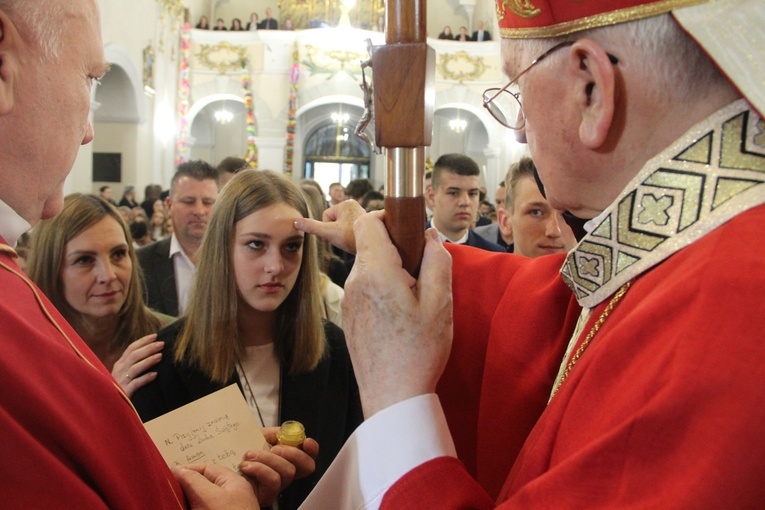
[174,170,326,383]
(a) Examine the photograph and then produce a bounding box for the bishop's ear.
[567,39,617,149]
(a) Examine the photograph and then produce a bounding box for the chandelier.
[449,118,467,133]
[215,108,233,124]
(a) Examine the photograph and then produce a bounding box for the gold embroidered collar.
[561,100,765,308]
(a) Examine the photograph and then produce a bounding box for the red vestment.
[0,243,185,509]
[384,202,765,509]
[383,101,765,508]
[436,248,579,499]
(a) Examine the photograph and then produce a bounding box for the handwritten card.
[143,384,268,472]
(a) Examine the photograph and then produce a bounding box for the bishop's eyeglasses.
[482,41,618,130]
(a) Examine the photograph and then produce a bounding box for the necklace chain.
[551,281,632,400]
[236,362,266,428]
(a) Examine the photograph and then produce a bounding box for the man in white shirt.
[472,21,492,42]
[138,160,219,316]
[426,154,505,252]
[328,182,347,206]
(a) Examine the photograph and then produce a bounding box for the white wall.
[81,0,514,202]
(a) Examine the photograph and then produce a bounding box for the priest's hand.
[343,212,453,417]
[237,427,319,506]
[112,333,163,397]
[295,199,366,254]
[172,463,260,510]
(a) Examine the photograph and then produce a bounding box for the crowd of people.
[196,11,490,36]
[16,154,578,376]
[196,7,289,31]
[3,0,763,508]
[438,21,492,41]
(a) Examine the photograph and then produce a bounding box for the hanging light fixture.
[331,112,350,125]
[449,110,467,133]
[215,100,233,125]
[449,118,467,132]
[215,109,233,124]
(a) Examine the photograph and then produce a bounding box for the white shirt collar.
[0,198,32,248]
[430,222,469,244]
[168,232,182,259]
[168,232,194,262]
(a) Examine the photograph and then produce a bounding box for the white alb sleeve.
[299,393,456,509]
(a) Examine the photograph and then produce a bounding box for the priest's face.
[2,0,107,224]
[500,39,618,220]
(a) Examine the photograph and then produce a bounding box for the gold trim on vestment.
[0,243,17,258]
[561,100,765,308]
[550,281,632,400]
[499,0,708,38]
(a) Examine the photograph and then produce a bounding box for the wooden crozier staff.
[365,0,435,276]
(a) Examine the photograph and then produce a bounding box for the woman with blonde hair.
[26,194,167,397]
[132,170,361,510]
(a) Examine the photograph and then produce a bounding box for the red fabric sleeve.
[438,246,580,498]
[0,252,185,509]
[386,206,765,509]
[501,206,765,507]
[381,457,494,509]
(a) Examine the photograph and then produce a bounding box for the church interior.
[78,0,529,200]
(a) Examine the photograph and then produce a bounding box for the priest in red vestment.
[297,0,765,508]
[0,1,294,508]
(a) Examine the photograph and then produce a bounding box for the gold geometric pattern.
[754,119,765,147]
[638,194,673,226]
[561,101,765,308]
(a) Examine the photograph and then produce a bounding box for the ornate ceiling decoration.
[438,51,488,83]
[301,44,366,78]
[195,42,249,74]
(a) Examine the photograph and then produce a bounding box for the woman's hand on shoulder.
[111,333,164,398]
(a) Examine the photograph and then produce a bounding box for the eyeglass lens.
[484,88,523,129]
